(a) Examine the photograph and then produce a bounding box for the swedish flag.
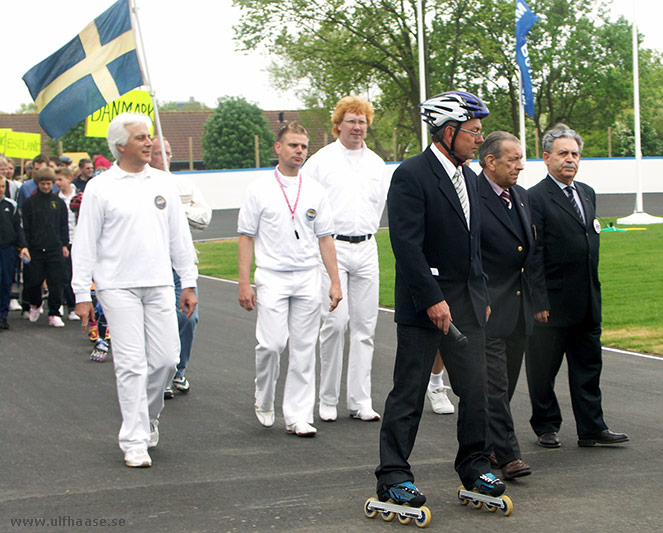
[22,0,144,140]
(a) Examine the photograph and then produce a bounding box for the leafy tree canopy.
[202,96,275,169]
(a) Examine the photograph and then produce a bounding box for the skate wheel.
[500,495,514,516]
[397,513,412,525]
[457,485,469,505]
[485,502,497,513]
[363,497,378,519]
[471,498,483,509]
[415,506,431,528]
[380,510,395,522]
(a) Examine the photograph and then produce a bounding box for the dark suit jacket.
[388,146,488,329]
[478,173,535,338]
[528,175,601,327]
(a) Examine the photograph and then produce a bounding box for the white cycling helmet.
[420,90,489,133]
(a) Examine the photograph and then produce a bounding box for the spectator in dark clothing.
[73,158,94,193]
[21,168,69,327]
[0,177,29,330]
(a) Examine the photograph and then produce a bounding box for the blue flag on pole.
[22,0,144,140]
[516,0,538,117]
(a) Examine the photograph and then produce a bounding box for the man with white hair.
[72,113,198,468]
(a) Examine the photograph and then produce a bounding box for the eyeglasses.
[458,127,483,138]
[549,128,577,138]
[343,119,368,127]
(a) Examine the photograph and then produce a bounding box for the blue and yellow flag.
[22,0,144,140]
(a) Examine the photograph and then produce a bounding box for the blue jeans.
[173,271,199,379]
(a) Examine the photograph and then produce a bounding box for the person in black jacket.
[477,131,534,481]
[375,91,505,508]
[526,124,628,448]
[21,167,69,327]
[0,177,29,330]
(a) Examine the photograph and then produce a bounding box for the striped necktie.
[451,167,470,227]
[564,186,585,225]
[500,189,512,209]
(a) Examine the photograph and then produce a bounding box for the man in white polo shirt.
[303,95,388,423]
[238,121,342,438]
[72,113,198,468]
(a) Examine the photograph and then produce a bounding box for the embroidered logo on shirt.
[154,195,167,210]
[306,208,317,221]
[50,200,59,210]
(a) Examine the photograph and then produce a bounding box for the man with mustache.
[526,124,628,449]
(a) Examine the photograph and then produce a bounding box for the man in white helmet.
[375,91,506,508]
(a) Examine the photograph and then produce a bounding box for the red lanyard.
[275,168,302,239]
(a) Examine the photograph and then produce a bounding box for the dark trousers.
[23,248,65,316]
[62,244,75,309]
[485,313,526,467]
[526,318,607,436]
[376,320,489,491]
[0,246,15,317]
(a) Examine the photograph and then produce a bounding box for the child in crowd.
[0,177,29,330]
[55,167,80,321]
[21,168,69,327]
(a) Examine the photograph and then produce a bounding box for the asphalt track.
[2,273,662,533]
[2,192,662,532]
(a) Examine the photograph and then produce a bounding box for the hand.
[486,305,491,323]
[426,300,452,333]
[534,310,549,323]
[239,282,256,311]
[75,302,95,332]
[328,282,343,312]
[180,288,198,318]
[62,246,70,258]
[19,248,30,262]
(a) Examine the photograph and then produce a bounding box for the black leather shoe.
[537,432,561,448]
[488,452,499,467]
[578,429,629,447]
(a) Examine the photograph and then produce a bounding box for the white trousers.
[254,267,321,426]
[97,286,179,452]
[319,238,379,411]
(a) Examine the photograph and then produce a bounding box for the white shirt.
[72,163,197,302]
[237,168,334,271]
[430,142,471,225]
[58,186,77,244]
[302,139,388,236]
[173,173,212,231]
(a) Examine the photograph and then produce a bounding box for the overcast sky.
[2,0,661,114]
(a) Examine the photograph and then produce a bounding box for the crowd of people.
[1,96,628,507]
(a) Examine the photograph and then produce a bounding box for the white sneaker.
[68,310,80,321]
[124,448,152,468]
[427,386,455,414]
[285,421,317,437]
[350,408,381,421]
[319,403,337,422]
[29,305,42,322]
[255,405,275,428]
[8,299,22,312]
[149,420,159,448]
[48,316,65,327]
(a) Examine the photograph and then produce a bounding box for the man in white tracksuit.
[72,113,198,468]
[303,95,389,422]
[237,121,342,438]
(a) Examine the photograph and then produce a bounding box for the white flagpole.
[417,0,427,152]
[617,0,662,224]
[129,0,169,171]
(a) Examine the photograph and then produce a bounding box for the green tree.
[46,120,112,159]
[15,102,37,114]
[159,99,210,111]
[202,96,274,169]
[233,0,663,158]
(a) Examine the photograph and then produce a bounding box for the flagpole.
[129,0,169,171]
[416,0,427,152]
[617,0,662,225]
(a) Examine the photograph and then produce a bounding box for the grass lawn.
[196,220,662,354]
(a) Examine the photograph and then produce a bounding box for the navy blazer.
[528,175,601,327]
[387,147,488,329]
[478,173,535,337]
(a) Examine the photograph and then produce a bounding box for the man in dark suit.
[477,131,534,481]
[374,91,506,508]
[526,124,628,449]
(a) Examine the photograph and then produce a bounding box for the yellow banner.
[4,131,42,159]
[85,89,155,138]
[0,128,12,154]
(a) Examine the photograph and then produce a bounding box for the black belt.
[334,234,372,243]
